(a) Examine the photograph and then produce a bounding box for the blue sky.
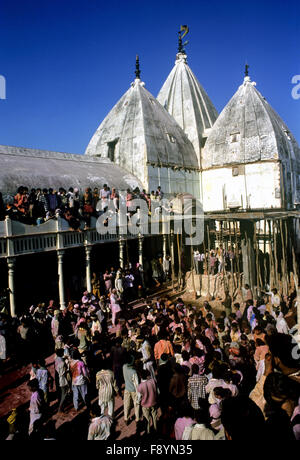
[0,0,299,153]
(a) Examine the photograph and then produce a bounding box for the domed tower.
[157,28,218,201]
[85,56,199,197]
[201,67,300,291]
[202,68,300,212]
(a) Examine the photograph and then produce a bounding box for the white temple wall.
[202,161,282,212]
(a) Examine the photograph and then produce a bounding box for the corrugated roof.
[0,145,143,197]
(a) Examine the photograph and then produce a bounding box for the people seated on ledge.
[0,185,164,230]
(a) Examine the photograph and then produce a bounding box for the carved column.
[7,257,16,317]
[138,234,144,267]
[170,229,175,288]
[85,246,92,293]
[119,238,125,269]
[163,234,168,260]
[57,250,66,310]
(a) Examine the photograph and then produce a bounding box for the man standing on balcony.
[38,189,49,220]
[100,184,111,213]
[48,188,58,217]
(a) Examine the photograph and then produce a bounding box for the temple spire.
[243,62,252,83]
[245,63,249,77]
[177,25,189,54]
[135,55,141,80]
[178,31,183,53]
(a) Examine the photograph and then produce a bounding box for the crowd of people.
[0,273,299,441]
[0,185,165,230]
[89,256,172,305]
[194,248,237,275]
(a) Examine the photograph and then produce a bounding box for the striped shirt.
[96,369,118,403]
[88,415,113,440]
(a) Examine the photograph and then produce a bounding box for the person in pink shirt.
[181,351,192,373]
[205,313,217,329]
[254,339,269,365]
[291,397,300,440]
[189,348,205,374]
[110,289,121,327]
[233,303,242,322]
[209,386,232,431]
[174,402,196,440]
[168,312,185,334]
[205,326,216,343]
[103,270,113,293]
[137,369,158,434]
[28,379,45,436]
[69,350,90,411]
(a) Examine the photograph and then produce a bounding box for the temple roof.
[157,52,218,163]
[84,77,199,175]
[202,75,300,170]
[0,145,143,198]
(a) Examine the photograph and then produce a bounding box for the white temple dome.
[85,67,199,190]
[157,51,218,166]
[202,75,300,170]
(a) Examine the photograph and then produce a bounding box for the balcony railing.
[0,216,139,258]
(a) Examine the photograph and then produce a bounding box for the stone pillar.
[119,238,125,269]
[85,246,92,293]
[163,234,168,259]
[138,234,144,267]
[7,257,16,317]
[170,229,175,283]
[57,250,66,310]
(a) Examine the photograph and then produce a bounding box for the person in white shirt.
[162,255,171,280]
[194,251,201,274]
[182,400,215,440]
[88,413,113,440]
[206,366,226,405]
[265,287,281,308]
[275,310,289,334]
[100,184,111,212]
[216,247,224,274]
